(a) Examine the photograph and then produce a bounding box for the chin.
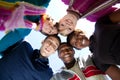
[65,61,71,64]
[76,47,81,50]
[74,46,81,50]
[64,59,72,64]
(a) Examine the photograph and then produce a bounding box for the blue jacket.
[0,41,53,80]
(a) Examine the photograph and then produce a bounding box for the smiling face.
[41,19,58,35]
[68,31,90,49]
[58,43,75,64]
[40,36,60,57]
[58,13,78,36]
[39,15,58,35]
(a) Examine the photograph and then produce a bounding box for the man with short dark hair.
[0,28,61,80]
[56,42,107,80]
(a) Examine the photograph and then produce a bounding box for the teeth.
[82,39,85,45]
[64,54,70,58]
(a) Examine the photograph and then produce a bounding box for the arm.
[109,8,120,23]
[0,28,31,52]
[61,0,70,5]
[105,65,120,80]
[82,0,118,18]
[18,2,46,15]
[92,57,120,80]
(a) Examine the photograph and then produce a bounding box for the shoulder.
[82,56,108,79]
[20,41,31,47]
[95,15,112,27]
[77,55,94,68]
[17,41,33,53]
[51,69,80,80]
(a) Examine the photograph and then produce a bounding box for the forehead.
[60,15,69,20]
[71,31,83,38]
[59,44,71,50]
[46,36,57,40]
[45,36,59,45]
[62,14,75,19]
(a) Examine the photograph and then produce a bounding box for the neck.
[39,50,48,58]
[65,59,76,69]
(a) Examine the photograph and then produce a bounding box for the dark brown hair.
[44,35,61,47]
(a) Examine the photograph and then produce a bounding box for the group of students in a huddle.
[0,0,120,80]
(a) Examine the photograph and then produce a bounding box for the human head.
[58,42,75,64]
[67,29,90,50]
[40,35,61,57]
[50,69,80,80]
[58,12,79,36]
[39,14,58,35]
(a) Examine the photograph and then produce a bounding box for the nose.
[77,35,83,41]
[52,27,57,31]
[47,42,52,47]
[64,49,71,54]
[47,45,53,52]
[76,38,81,43]
[59,26,65,31]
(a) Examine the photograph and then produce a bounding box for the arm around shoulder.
[105,65,120,80]
[109,9,120,23]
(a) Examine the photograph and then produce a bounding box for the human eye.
[60,24,64,27]
[48,30,52,34]
[69,48,73,51]
[46,40,50,45]
[68,28,72,31]
[52,44,57,50]
[67,28,72,32]
[71,40,76,46]
[48,23,51,26]
[59,50,64,53]
[48,41,57,50]
[66,47,71,51]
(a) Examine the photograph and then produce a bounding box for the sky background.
[0,0,119,79]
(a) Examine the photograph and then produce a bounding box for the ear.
[41,40,45,44]
[58,53,61,58]
[72,49,75,54]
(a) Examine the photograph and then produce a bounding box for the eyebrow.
[60,47,73,52]
[47,38,59,47]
